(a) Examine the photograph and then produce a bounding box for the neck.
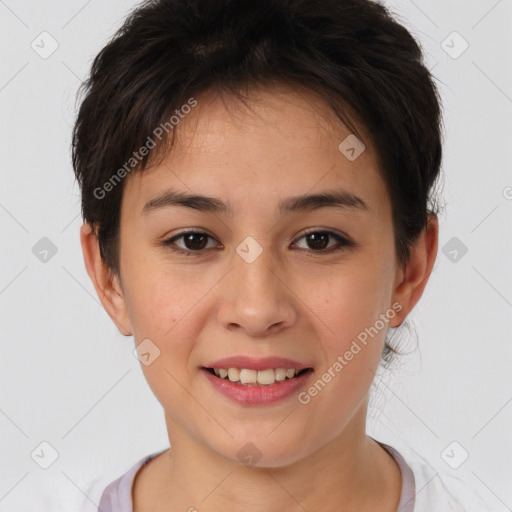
[135,405,402,512]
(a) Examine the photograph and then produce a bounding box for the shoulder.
[98,450,167,512]
[387,441,492,512]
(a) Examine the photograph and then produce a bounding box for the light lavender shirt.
[98,441,415,512]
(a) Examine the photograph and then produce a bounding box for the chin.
[213,434,307,469]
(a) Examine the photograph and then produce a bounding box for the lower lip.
[201,368,313,405]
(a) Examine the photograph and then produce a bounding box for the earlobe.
[389,214,439,328]
[79,222,133,336]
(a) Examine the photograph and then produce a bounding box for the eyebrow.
[142,188,369,216]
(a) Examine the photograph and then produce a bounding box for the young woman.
[72,0,491,510]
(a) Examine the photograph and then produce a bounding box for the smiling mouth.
[203,367,313,386]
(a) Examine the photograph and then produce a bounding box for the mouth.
[201,356,315,405]
[202,367,314,386]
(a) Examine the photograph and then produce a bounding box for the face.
[103,85,408,466]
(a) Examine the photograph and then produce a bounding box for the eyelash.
[161,229,355,257]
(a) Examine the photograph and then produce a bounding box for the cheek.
[315,260,391,336]
[122,266,206,409]
[122,255,206,339]
[308,257,393,392]
[303,276,389,420]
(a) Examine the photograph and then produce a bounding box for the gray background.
[1,0,511,510]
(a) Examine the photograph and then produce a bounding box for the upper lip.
[203,356,312,371]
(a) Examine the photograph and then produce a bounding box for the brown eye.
[162,231,220,255]
[304,232,330,250]
[293,230,353,254]
[180,232,209,250]
[162,229,354,257]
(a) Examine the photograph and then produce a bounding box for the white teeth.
[212,367,305,385]
[275,368,287,381]
[239,369,257,384]
[257,369,276,385]
[227,368,240,382]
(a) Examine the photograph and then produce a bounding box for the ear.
[389,214,439,327]
[80,222,133,336]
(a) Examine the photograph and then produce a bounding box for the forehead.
[122,85,389,220]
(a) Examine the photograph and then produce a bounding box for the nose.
[216,243,298,337]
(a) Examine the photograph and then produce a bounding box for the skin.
[81,84,438,512]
